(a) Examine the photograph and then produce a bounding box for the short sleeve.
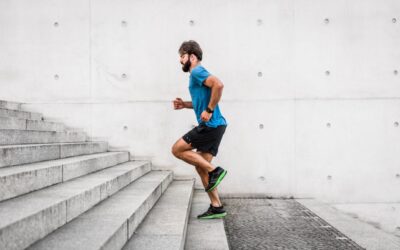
[191,66,210,86]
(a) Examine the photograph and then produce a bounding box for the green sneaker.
[197,204,227,219]
[206,166,227,192]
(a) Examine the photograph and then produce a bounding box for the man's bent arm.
[204,76,224,110]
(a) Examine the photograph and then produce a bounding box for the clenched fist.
[173,98,185,110]
[200,110,212,122]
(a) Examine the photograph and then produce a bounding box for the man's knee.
[171,144,181,159]
[172,138,193,159]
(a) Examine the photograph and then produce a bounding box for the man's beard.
[182,60,191,72]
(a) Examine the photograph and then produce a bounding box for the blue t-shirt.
[189,65,227,128]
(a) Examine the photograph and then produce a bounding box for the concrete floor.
[330,202,400,237]
[297,199,400,250]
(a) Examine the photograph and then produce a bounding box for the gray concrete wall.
[1,0,399,202]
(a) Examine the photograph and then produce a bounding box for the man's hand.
[200,110,212,122]
[173,98,186,110]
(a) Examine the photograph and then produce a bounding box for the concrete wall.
[1,0,399,202]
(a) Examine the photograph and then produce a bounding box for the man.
[171,40,228,219]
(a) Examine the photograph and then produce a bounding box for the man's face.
[180,53,191,72]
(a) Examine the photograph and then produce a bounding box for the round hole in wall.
[326,122,331,128]
[54,22,59,27]
[396,174,400,178]
[121,20,127,27]
[122,73,127,79]
[189,20,195,26]
[257,72,263,77]
[259,124,264,129]
[393,18,397,23]
[327,175,332,180]
[54,74,59,80]
[394,121,399,127]
[394,70,398,75]
[259,176,266,181]
[324,18,329,24]
[257,19,263,26]
[325,70,330,76]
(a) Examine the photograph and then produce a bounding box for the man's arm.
[173,98,193,109]
[183,101,193,109]
[199,75,223,122]
[203,75,224,110]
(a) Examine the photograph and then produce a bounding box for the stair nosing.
[0,141,108,149]
[0,108,42,117]
[0,151,129,176]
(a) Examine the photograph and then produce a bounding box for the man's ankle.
[208,167,218,173]
[211,203,222,208]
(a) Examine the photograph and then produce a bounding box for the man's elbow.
[216,81,224,90]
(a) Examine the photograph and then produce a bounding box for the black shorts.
[182,124,227,157]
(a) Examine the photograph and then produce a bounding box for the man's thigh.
[172,138,193,153]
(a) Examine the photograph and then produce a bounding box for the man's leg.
[171,138,215,173]
[195,152,222,207]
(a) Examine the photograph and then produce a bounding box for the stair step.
[0,108,42,120]
[0,116,88,133]
[27,119,66,131]
[0,117,26,130]
[27,170,173,250]
[0,100,22,110]
[0,142,108,168]
[0,151,130,201]
[123,180,194,250]
[184,190,230,250]
[0,129,87,145]
[0,161,151,250]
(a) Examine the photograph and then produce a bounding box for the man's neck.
[189,62,201,72]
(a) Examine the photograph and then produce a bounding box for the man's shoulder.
[191,65,209,75]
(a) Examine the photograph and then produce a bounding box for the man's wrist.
[205,107,214,113]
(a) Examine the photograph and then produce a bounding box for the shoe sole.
[198,212,227,219]
[206,170,227,192]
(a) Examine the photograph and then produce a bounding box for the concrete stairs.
[0,99,226,250]
[123,180,194,250]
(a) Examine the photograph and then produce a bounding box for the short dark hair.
[178,40,203,61]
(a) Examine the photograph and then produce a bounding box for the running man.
[171,40,228,219]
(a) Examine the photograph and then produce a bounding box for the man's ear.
[189,54,196,62]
